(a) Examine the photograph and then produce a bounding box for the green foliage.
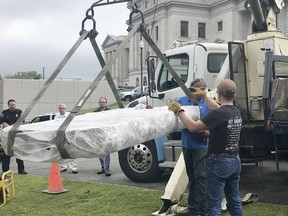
[1,174,288,216]
[4,70,42,79]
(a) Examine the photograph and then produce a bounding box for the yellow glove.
[190,87,207,98]
[168,101,185,116]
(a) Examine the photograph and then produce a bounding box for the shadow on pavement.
[240,160,288,205]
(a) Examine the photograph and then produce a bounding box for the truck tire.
[124,96,133,102]
[118,140,163,183]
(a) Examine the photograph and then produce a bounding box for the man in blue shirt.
[177,79,209,216]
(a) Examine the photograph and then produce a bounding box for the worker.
[0,99,27,174]
[169,79,243,216]
[94,97,111,176]
[176,78,209,216]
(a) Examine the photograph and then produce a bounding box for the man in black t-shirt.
[0,99,27,174]
[169,79,243,216]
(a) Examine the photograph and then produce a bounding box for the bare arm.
[1,122,9,128]
[204,95,220,110]
[178,111,207,133]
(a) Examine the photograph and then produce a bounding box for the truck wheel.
[118,140,163,183]
[124,96,133,102]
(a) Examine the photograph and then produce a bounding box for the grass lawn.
[1,174,288,216]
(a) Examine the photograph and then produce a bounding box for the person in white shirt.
[54,103,78,174]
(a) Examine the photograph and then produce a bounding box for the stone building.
[102,0,288,87]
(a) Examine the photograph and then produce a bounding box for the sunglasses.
[190,78,203,87]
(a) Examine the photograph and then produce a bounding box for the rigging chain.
[79,0,145,37]
[79,0,134,38]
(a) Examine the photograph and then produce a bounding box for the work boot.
[72,169,78,174]
[60,168,67,173]
[18,170,28,175]
[97,169,105,174]
[105,169,111,176]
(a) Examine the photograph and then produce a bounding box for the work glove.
[190,87,207,98]
[168,101,185,116]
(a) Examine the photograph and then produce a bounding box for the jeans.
[182,148,207,216]
[206,155,243,216]
[99,154,110,170]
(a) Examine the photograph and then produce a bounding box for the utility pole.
[139,40,144,97]
[42,65,45,80]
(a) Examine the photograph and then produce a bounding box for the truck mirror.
[151,81,156,92]
[158,93,164,99]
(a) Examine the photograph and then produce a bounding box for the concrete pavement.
[240,160,288,205]
[5,153,288,206]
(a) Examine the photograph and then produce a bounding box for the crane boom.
[246,0,285,32]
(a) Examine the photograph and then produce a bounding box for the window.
[207,53,227,73]
[145,1,148,9]
[157,54,189,92]
[218,21,223,31]
[198,22,206,39]
[30,114,55,123]
[155,26,159,41]
[144,76,147,86]
[180,21,189,37]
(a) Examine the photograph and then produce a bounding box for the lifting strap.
[7,3,196,158]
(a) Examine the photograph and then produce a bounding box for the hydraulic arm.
[246,0,285,32]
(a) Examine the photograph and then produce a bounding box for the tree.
[4,71,42,79]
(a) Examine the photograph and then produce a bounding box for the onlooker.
[94,97,111,176]
[0,99,27,174]
[169,79,243,216]
[55,104,78,174]
[177,79,209,216]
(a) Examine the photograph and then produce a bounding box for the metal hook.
[127,2,144,32]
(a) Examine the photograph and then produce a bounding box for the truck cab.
[119,0,288,183]
[118,42,227,182]
[147,43,227,107]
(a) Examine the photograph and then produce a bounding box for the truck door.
[228,42,249,121]
[193,45,227,90]
[157,53,189,92]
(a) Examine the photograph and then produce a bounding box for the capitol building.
[101,0,288,88]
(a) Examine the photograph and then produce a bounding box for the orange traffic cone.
[42,163,69,194]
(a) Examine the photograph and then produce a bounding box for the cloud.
[0,0,130,80]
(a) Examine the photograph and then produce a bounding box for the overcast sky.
[0,0,130,80]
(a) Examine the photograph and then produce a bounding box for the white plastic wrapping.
[1,106,199,163]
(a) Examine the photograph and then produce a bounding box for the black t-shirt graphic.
[202,105,242,154]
